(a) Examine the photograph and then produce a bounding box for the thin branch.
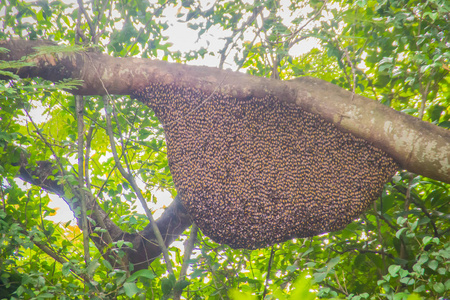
[15,223,88,283]
[103,95,174,275]
[394,184,440,238]
[91,0,110,44]
[75,0,87,43]
[16,153,190,271]
[374,201,386,272]
[84,124,95,190]
[343,48,357,101]
[76,95,91,272]
[287,1,327,48]
[173,224,199,300]
[111,97,133,171]
[124,5,165,57]
[323,282,349,297]
[81,56,175,272]
[23,108,69,183]
[411,199,439,238]
[179,224,199,280]
[77,0,96,38]
[262,246,275,299]
[375,211,399,232]
[235,25,264,72]
[207,264,226,300]
[334,272,348,296]
[218,5,265,70]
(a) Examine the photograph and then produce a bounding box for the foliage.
[0,0,449,299]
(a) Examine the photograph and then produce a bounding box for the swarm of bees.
[135,83,398,249]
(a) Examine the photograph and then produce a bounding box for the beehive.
[134,83,398,249]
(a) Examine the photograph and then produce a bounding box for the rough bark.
[1,39,449,183]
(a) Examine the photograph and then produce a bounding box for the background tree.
[0,0,449,299]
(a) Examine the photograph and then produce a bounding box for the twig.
[15,222,87,283]
[91,0,109,44]
[124,5,165,57]
[75,0,87,43]
[85,51,174,274]
[207,264,226,300]
[235,25,264,72]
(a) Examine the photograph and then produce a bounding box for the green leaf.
[36,293,54,298]
[388,265,401,277]
[313,272,327,283]
[428,260,438,271]
[61,263,71,276]
[86,260,100,275]
[161,275,176,295]
[422,236,432,246]
[190,268,204,278]
[399,269,409,278]
[433,282,445,294]
[174,279,191,291]
[445,279,450,290]
[396,227,408,238]
[400,277,415,285]
[327,256,340,272]
[123,282,141,297]
[287,265,298,273]
[126,269,156,282]
[102,260,113,271]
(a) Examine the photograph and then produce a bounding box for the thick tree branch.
[126,195,192,271]
[1,39,449,183]
[17,157,123,241]
[16,153,192,270]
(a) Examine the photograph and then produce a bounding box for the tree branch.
[173,224,198,300]
[103,95,174,274]
[1,39,449,183]
[16,151,192,271]
[75,95,91,277]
